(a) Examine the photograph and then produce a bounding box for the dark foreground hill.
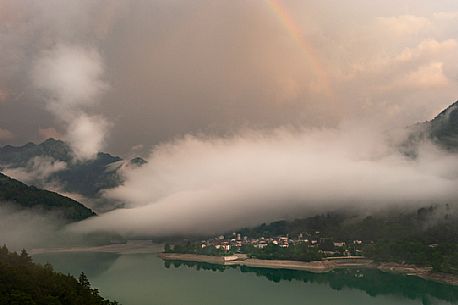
[0,245,119,305]
[0,172,95,222]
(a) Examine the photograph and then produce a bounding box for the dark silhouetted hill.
[0,172,95,222]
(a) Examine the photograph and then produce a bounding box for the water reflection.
[33,252,120,278]
[164,260,458,305]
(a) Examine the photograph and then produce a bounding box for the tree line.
[0,245,119,305]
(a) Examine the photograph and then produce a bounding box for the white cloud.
[32,44,109,160]
[0,205,61,250]
[66,114,109,160]
[33,44,107,110]
[4,156,67,184]
[71,126,458,236]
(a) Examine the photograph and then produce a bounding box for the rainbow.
[267,0,331,94]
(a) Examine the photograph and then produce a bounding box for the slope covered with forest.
[0,172,95,222]
[0,245,119,305]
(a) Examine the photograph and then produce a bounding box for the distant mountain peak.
[41,137,67,146]
[0,138,147,205]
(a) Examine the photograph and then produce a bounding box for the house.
[333,242,345,247]
[279,237,289,248]
[257,241,268,249]
[221,243,231,252]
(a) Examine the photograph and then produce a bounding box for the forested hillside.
[0,172,95,222]
[0,245,119,305]
[236,205,458,273]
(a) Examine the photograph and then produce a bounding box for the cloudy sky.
[3,0,458,236]
[1,0,458,157]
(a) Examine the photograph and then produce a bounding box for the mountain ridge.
[0,172,96,222]
[429,100,458,150]
[0,139,146,203]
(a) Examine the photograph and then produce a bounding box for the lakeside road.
[159,253,458,286]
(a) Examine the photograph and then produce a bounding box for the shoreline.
[29,241,163,255]
[29,245,458,287]
[159,253,374,273]
[159,253,458,286]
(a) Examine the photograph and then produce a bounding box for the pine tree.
[78,272,91,289]
[20,249,32,263]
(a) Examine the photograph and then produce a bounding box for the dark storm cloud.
[1,0,457,155]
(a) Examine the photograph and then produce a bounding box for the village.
[170,231,367,258]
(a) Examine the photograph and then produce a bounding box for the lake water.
[33,252,458,305]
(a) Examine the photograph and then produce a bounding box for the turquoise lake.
[33,252,458,305]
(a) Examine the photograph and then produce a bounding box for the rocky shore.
[159,253,373,273]
[159,253,458,286]
[159,253,240,264]
[378,262,458,286]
